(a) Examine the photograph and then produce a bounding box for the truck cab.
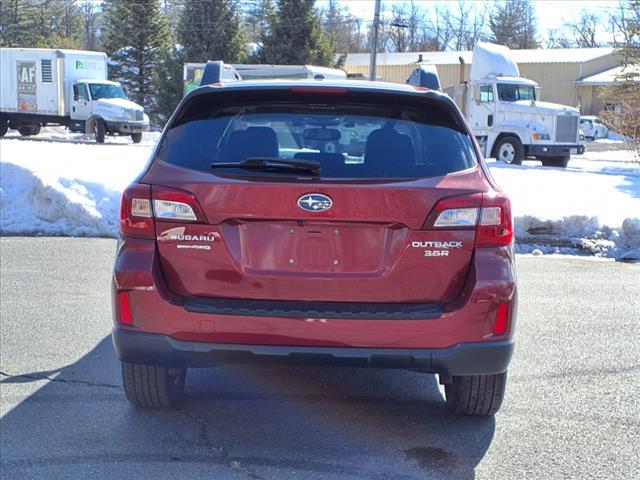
[440,43,584,168]
[468,75,584,167]
[69,79,149,143]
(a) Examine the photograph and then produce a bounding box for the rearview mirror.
[303,128,341,141]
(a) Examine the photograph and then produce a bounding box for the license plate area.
[237,221,397,274]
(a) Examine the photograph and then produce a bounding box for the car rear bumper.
[112,237,517,351]
[112,328,514,375]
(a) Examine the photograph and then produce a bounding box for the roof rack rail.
[200,61,242,86]
[406,65,441,90]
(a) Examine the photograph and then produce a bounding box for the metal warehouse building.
[342,48,621,115]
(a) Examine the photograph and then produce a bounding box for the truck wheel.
[444,372,507,416]
[18,125,40,136]
[541,156,569,168]
[121,361,186,408]
[131,132,143,144]
[0,118,7,137]
[494,136,524,165]
[94,118,106,143]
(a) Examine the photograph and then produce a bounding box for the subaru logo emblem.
[297,193,333,212]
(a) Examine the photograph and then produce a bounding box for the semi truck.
[410,42,585,167]
[0,48,149,143]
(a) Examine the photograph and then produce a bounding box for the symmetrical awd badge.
[297,193,333,212]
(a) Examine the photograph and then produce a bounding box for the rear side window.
[479,85,494,103]
[157,93,477,179]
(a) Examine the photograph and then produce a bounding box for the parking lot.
[1,237,638,479]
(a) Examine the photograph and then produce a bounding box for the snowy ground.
[1,128,639,259]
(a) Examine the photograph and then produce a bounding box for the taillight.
[492,302,510,335]
[151,186,207,223]
[476,193,513,247]
[424,192,513,247]
[120,184,207,238]
[424,194,482,229]
[120,184,154,238]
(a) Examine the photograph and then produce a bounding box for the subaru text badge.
[297,193,333,212]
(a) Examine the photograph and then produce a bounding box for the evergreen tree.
[155,45,186,124]
[176,0,247,63]
[101,0,171,121]
[489,0,539,49]
[0,0,83,48]
[262,0,335,66]
[0,0,40,47]
[244,0,276,45]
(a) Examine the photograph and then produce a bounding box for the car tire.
[94,118,106,144]
[0,118,8,137]
[131,132,143,144]
[121,361,186,408]
[541,156,569,168]
[444,372,507,416]
[18,125,40,136]
[494,136,524,165]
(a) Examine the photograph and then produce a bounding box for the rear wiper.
[211,157,320,176]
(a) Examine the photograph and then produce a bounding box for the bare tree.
[427,4,454,51]
[80,2,100,50]
[601,0,640,164]
[565,11,601,47]
[545,28,573,49]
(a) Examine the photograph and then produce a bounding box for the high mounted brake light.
[423,192,513,247]
[290,87,348,95]
[120,184,207,238]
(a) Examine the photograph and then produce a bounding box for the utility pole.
[369,0,381,81]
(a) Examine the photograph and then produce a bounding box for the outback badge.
[297,193,333,212]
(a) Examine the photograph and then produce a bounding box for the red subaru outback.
[112,80,516,416]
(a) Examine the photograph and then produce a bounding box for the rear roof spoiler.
[406,65,441,90]
[200,61,242,86]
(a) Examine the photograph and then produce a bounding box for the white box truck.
[410,43,585,168]
[0,48,149,143]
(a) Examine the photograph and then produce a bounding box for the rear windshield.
[157,94,477,179]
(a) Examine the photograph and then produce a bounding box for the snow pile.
[513,215,640,260]
[0,129,152,237]
[1,130,639,259]
[0,162,120,237]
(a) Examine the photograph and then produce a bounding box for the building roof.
[342,48,615,66]
[576,64,639,85]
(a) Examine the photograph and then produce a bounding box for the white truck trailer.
[417,43,585,168]
[0,48,149,143]
[183,61,347,94]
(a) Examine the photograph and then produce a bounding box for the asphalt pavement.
[1,237,638,479]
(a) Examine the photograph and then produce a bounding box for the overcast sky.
[318,0,623,46]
